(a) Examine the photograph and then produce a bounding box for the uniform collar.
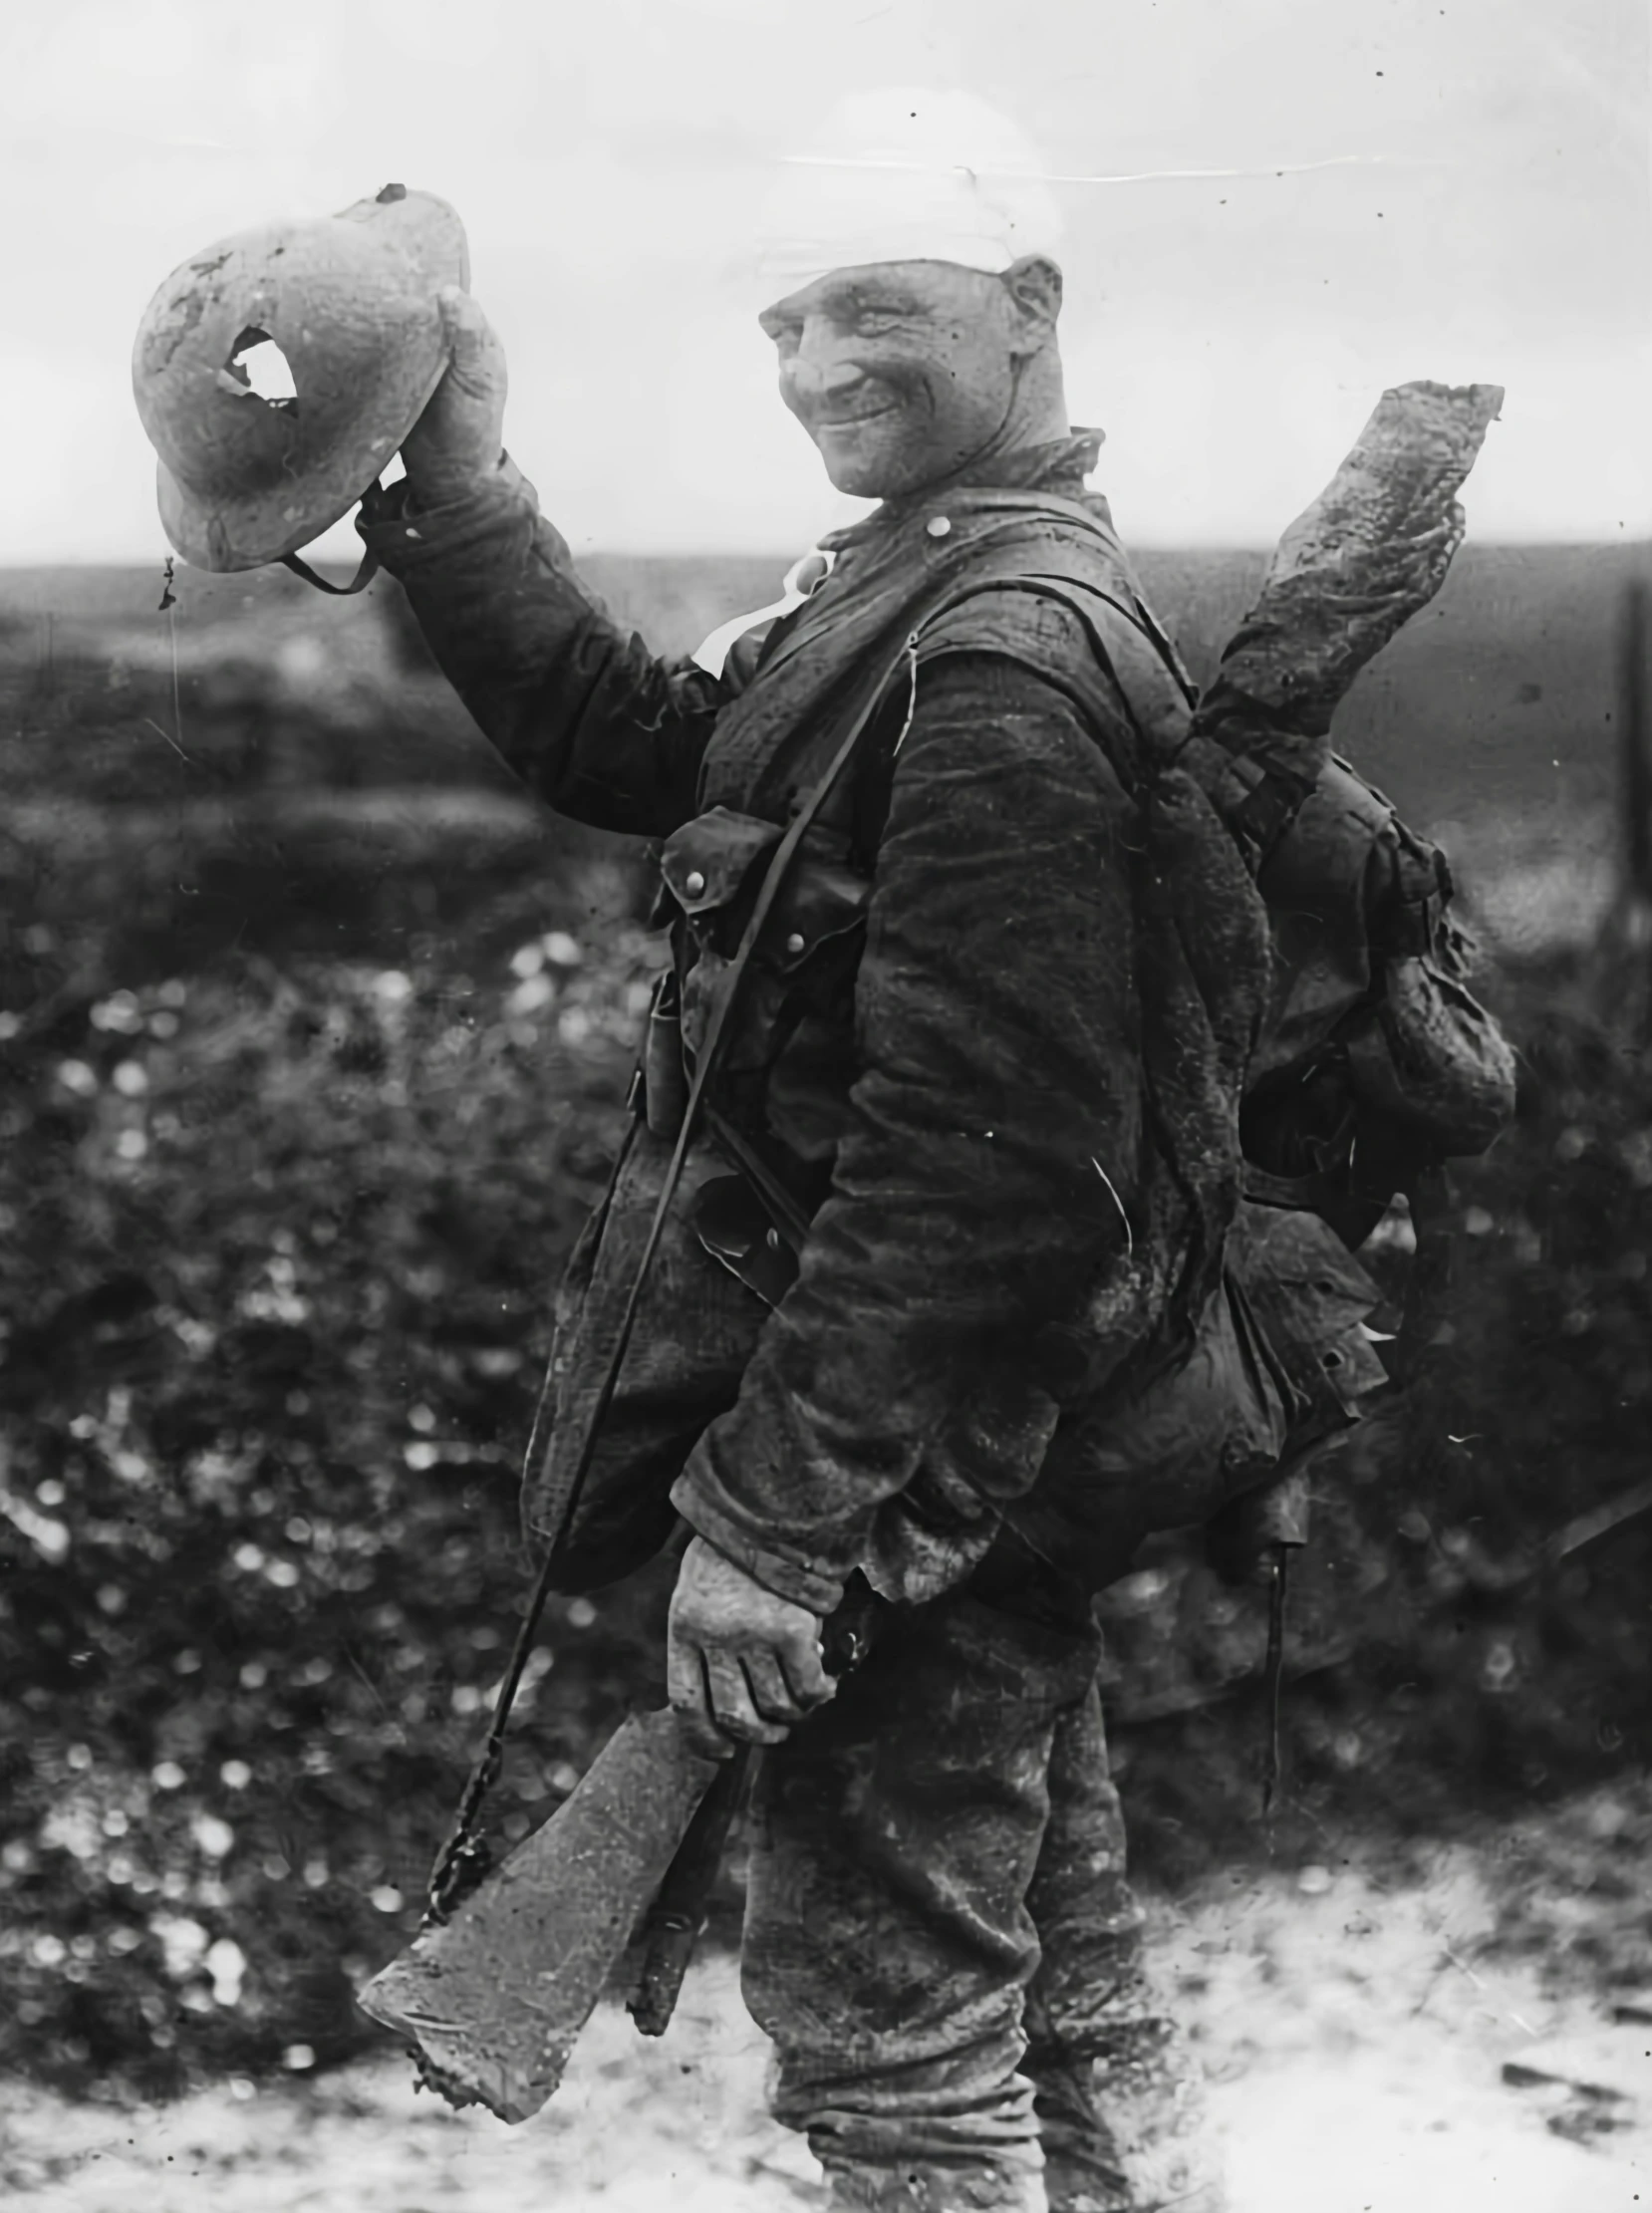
[821,425,1106,551]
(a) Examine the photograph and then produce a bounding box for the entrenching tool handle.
[626,1743,754,2037]
[623,1573,878,2039]
[357,1706,726,2122]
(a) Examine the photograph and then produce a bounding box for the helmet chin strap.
[279,478,385,594]
[280,545,382,596]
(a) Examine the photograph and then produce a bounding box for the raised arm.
[358,290,725,838]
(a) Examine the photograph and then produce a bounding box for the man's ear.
[1002,256,1063,348]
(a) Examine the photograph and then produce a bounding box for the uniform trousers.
[741,1540,1224,2213]
[533,1130,1222,2209]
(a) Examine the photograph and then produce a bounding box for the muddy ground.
[2,1794,1645,2213]
[4,549,1647,2209]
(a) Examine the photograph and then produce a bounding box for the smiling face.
[758,259,1056,499]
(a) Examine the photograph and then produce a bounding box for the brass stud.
[684,870,706,898]
[785,931,806,956]
[926,515,953,538]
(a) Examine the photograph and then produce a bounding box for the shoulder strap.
[945,571,1330,873]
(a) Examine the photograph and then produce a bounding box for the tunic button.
[784,931,806,956]
[926,514,952,538]
[684,870,706,898]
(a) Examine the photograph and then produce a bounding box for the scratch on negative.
[1090,1158,1133,1255]
[890,635,922,755]
[143,716,193,764]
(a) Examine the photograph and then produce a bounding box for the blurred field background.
[1,539,1650,2106]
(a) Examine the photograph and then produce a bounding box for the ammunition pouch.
[633,803,871,1292]
[646,804,870,1068]
[686,1171,800,1308]
[1228,1199,1390,1435]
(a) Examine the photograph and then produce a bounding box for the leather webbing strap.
[984,570,1319,866]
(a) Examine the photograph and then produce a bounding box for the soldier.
[351,93,1509,2213]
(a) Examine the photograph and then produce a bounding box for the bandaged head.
[752,87,1064,293]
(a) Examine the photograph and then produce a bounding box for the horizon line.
[2,533,1649,577]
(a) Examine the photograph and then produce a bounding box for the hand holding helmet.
[399,287,510,510]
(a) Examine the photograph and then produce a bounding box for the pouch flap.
[1229,1199,1389,1420]
[687,1172,799,1308]
[766,856,872,971]
[659,807,783,917]
[1230,1199,1381,1333]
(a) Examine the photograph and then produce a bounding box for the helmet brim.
[153,341,450,573]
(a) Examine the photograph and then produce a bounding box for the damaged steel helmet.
[133,183,468,581]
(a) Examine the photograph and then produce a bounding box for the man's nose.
[782,353,869,408]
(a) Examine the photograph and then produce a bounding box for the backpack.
[638,540,1517,1585]
[1011,737,1516,1582]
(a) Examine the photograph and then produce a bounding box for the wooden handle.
[626,1743,754,2037]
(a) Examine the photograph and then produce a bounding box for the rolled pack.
[1192,379,1505,795]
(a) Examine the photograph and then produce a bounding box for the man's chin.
[813,423,920,500]
[821,460,888,497]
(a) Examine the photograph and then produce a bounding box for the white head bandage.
[751,87,1064,295]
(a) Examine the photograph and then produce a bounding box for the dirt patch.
[1,1814,1643,2213]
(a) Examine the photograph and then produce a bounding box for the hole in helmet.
[223,327,298,412]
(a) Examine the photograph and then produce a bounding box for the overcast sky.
[2,0,1647,566]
